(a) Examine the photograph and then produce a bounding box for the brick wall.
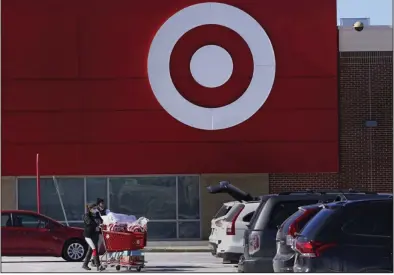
[270,51,393,193]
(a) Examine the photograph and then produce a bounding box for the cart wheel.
[136,266,142,272]
[115,265,121,271]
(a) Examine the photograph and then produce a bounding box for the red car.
[1,210,88,261]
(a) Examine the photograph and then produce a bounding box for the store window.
[17,175,200,239]
[86,177,107,205]
[148,222,177,239]
[109,177,177,219]
[17,177,85,221]
[42,177,84,221]
[179,221,200,239]
[177,176,200,220]
[17,178,38,212]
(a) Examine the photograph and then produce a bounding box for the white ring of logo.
[147,2,276,130]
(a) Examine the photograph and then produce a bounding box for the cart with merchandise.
[99,225,147,272]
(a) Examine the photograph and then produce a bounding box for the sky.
[337,0,392,25]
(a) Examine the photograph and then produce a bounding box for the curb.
[143,247,212,253]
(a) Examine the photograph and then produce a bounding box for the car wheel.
[62,239,87,262]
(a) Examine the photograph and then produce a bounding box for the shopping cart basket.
[100,227,147,272]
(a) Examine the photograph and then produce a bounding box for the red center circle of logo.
[169,25,254,108]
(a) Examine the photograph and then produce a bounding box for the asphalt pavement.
[1,252,237,273]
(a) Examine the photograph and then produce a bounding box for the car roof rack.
[335,192,393,202]
[278,190,315,195]
[315,189,378,195]
[278,189,378,196]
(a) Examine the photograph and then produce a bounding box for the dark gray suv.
[238,190,383,273]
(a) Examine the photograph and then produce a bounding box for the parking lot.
[1,253,237,273]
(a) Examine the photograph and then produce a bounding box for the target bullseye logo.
[147,2,276,130]
[190,45,233,88]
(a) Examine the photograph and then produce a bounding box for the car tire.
[222,253,241,264]
[62,239,87,262]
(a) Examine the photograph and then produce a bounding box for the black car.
[273,204,322,272]
[239,190,387,273]
[293,198,393,273]
[273,193,393,273]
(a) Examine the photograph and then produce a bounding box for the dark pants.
[83,234,99,267]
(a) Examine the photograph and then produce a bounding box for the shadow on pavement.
[121,268,194,272]
[118,265,207,272]
[2,261,67,263]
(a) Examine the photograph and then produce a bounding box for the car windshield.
[213,204,233,219]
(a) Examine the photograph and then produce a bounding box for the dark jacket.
[83,212,100,238]
[98,208,108,217]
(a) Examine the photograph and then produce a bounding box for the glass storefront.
[17,175,201,239]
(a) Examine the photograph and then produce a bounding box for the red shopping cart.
[100,226,147,272]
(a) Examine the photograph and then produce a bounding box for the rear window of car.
[299,208,338,240]
[269,200,320,229]
[224,204,245,222]
[280,209,304,232]
[214,204,233,219]
[248,201,267,229]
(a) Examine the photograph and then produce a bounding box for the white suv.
[209,201,238,255]
[206,181,260,263]
[215,201,259,263]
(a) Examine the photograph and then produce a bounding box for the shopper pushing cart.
[94,197,110,266]
[82,203,105,271]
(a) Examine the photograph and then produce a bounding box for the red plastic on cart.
[102,230,146,252]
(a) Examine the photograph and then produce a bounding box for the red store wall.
[1,0,339,176]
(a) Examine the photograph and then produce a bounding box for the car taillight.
[248,232,260,254]
[295,239,337,258]
[226,207,244,235]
